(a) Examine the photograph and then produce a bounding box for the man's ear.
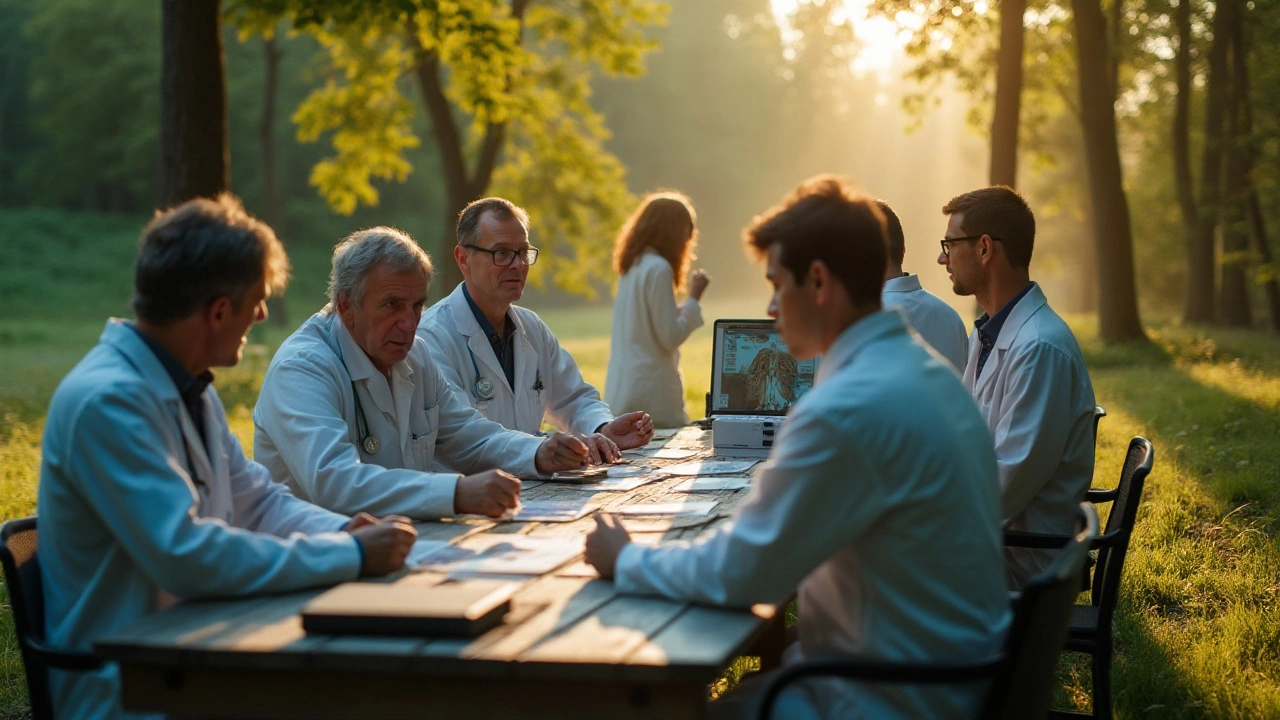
[335,293,355,328]
[979,234,998,266]
[454,245,469,276]
[205,296,233,328]
[809,260,830,303]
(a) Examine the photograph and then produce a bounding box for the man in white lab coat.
[418,197,654,462]
[586,176,1010,719]
[39,196,417,720]
[937,185,1096,588]
[875,199,969,371]
[255,226,594,521]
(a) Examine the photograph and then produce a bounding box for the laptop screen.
[709,319,819,415]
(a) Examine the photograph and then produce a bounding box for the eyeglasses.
[939,235,1003,258]
[464,245,540,267]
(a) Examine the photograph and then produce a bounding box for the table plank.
[517,595,688,678]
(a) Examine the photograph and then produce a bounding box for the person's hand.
[585,514,632,580]
[351,517,417,577]
[534,431,591,473]
[689,269,711,301]
[580,432,621,464]
[343,512,413,532]
[599,411,654,451]
[454,469,521,517]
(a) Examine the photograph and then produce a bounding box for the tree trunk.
[989,0,1025,187]
[260,35,288,326]
[1172,0,1196,229]
[1219,0,1250,326]
[1186,0,1231,324]
[159,0,228,208]
[1247,190,1280,333]
[1070,0,1145,342]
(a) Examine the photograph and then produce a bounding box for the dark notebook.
[301,580,518,638]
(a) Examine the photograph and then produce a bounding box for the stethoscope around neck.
[467,347,496,401]
[335,343,381,455]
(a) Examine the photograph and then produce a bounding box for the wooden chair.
[0,516,104,720]
[756,503,1100,720]
[1006,437,1154,720]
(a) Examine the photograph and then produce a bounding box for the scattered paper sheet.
[501,500,597,523]
[561,475,657,492]
[651,428,681,439]
[672,476,752,492]
[640,437,671,450]
[651,447,699,460]
[406,539,450,567]
[549,467,609,483]
[611,501,718,517]
[412,535,584,575]
[659,459,759,476]
[606,464,656,478]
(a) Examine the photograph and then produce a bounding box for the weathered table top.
[97,427,782,720]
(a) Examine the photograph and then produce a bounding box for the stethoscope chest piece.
[475,376,496,401]
[361,434,381,455]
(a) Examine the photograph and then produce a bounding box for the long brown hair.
[612,191,698,291]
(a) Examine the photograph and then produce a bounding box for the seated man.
[418,197,654,462]
[937,186,1096,587]
[586,176,1010,719]
[39,195,416,720]
[255,226,592,521]
[876,198,968,371]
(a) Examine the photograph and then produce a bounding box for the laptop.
[708,319,819,417]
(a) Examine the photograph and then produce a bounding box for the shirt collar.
[975,282,1036,345]
[881,273,922,293]
[461,282,515,342]
[124,321,214,399]
[815,308,909,385]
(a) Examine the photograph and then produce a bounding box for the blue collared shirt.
[125,321,213,451]
[461,282,517,391]
[973,282,1035,382]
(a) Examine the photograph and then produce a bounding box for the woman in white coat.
[605,192,711,428]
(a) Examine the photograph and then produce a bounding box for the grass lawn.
[3,208,1280,717]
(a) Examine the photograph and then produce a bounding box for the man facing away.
[255,227,593,521]
[418,197,654,463]
[39,196,416,720]
[937,185,1096,588]
[586,176,1010,719]
[875,198,969,371]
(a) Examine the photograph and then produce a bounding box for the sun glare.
[770,0,915,82]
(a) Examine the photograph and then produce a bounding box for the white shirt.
[881,273,969,372]
[40,320,361,720]
[962,284,1096,587]
[605,250,703,428]
[417,283,616,436]
[615,309,1010,719]
[253,312,544,519]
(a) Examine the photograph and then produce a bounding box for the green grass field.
[2,208,1280,717]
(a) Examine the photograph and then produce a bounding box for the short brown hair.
[613,192,698,292]
[874,199,905,266]
[457,197,530,247]
[132,194,289,324]
[744,175,887,306]
[941,186,1035,268]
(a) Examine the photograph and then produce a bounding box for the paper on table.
[659,459,759,476]
[650,447,698,460]
[611,500,718,517]
[500,499,597,523]
[561,475,656,492]
[652,428,681,439]
[672,476,752,492]
[406,539,450,567]
[412,535,584,575]
[606,464,655,478]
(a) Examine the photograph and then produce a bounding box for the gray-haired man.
[254,227,593,520]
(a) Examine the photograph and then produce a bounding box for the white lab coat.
[616,309,1010,719]
[881,273,969,372]
[254,312,544,520]
[605,250,704,428]
[39,320,362,720]
[962,284,1096,587]
[417,283,616,436]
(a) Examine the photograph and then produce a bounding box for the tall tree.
[989,0,1026,187]
[160,0,229,207]
[1185,0,1230,323]
[1172,0,1197,271]
[1069,0,1145,341]
[1219,0,1251,326]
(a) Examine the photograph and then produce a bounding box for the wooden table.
[97,427,786,719]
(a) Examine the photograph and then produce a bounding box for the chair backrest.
[1092,437,1154,614]
[0,516,54,720]
[986,503,1100,719]
[1092,406,1107,453]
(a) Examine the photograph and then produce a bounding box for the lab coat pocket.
[410,405,441,469]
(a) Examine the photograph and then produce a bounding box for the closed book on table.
[301,580,517,638]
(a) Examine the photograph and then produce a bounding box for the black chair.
[757,503,1100,720]
[0,516,104,720]
[1092,406,1106,453]
[1006,437,1154,720]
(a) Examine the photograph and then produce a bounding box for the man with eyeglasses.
[419,197,655,463]
[937,185,1096,588]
